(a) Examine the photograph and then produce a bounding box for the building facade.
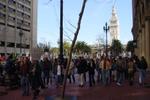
[109,6,120,44]
[132,0,150,67]
[0,0,37,55]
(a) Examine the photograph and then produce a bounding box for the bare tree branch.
[64,30,73,41]
[44,0,52,5]
[62,0,87,98]
[66,27,75,34]
[66,20,77,29]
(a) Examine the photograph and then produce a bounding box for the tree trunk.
[61,0,87,99]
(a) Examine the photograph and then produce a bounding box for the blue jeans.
[117,71,124,84]
[43,70,50,85]
[21,76,30,96]
[96,68,101,83]
[101,69,110,85]
[139,69,146,84]
[57,75,63,85]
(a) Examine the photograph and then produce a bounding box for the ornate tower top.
[109,6,120,44]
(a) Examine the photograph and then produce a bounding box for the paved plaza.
[1,72,150,100]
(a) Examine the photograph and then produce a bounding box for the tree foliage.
[50,47,59,54]
[126,40,134,53]
[75,41,91,54]
[111,39,123,57]
[37,42,51,52]
[97,35,105,46]
[63,41,71,55]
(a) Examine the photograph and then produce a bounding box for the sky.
[38,0,133,47]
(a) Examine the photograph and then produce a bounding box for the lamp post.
[19,29,23,55]
[59,0,64,64]
[103,22,109,57]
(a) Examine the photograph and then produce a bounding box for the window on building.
[8,0,16,5]
[7,42,15,47]
[25,0,31,6]
[0,13,5,19]
[17,3,24,10]
[23,21,30,26]
[24,6,31,13]
[17,19,23,26]
[16,43,21,48]
[24,14,30,20]
[0,3,5,12]
[26,44,30,49]
[8,7,15,15]
[17,11,22,17]
[8,16,15,23]
[0,41,5,47]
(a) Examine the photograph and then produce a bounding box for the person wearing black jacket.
[138,56,148,85]
[87,58,95,87]
[77,57,87,87]
[30,60,42,100]
[43,57,52,87]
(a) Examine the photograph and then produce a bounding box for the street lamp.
[103,22,109,57]
[19,29,23,55]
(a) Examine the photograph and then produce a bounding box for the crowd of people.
[0,54,148,99]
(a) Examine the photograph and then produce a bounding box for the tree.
[51,47,59,53]
[75,41,91,54]
[62,0,87,98]
[96,35,105,46]
[111,39,123,57]
[126,40,134,55]
[37,42,51,52]
[63,41,71,56]
[96,35,105,53]
[50,47,59,58]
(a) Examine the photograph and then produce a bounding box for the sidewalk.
[0,73,150,100]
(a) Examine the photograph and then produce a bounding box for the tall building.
[0,0,38,55]
[132,0,150,67]
[109,6,119,44]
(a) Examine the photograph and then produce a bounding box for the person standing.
[100,57,111,86]
[77,57,87,87]
[43,57,52,87]
[68,59,76,84]
[128,58,134,86]
[87,58,96,87]
[30,60,41,100]
[56,61,63,87]
[138,56,148,86]
[116,57,123,86]
[20,57,30,96]
[111,59,117,82]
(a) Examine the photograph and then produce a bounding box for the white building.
[0,0,38,55]
[109,6,120,44]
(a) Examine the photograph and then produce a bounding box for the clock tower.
[109,6,119,44]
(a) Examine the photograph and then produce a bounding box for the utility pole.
[103,22,109,57]
[59,0,64,64]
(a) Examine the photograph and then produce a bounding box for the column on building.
[145,20,150,67]
[141,26,145,57]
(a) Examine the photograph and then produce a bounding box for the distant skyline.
[38,0,133,47]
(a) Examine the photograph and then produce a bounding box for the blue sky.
[38,0,133,47]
